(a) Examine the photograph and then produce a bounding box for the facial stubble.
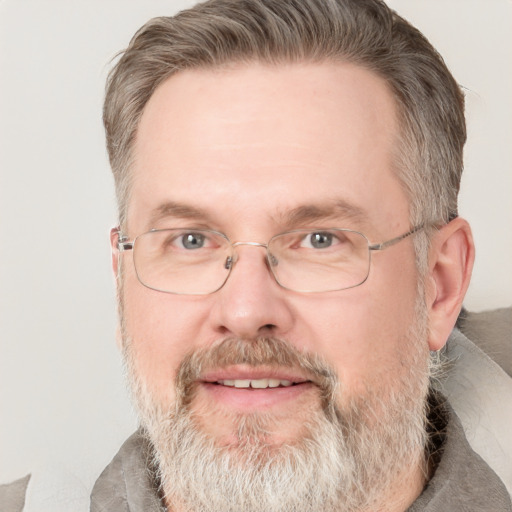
[120,296,432,512]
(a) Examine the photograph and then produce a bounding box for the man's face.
[117,62,428,503]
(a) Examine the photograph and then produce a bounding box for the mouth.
[198,368,315,410]
[214,378,302,389]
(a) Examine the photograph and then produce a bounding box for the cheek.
[293,254,420,398]
[121,271,209,405]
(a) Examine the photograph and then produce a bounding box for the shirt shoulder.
[440,323,512,503]
[457,307,512,377]
[0,475,31,512]
[409,405,512,511]
[90,431,165,512]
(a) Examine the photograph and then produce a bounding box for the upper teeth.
[217,379,293,389]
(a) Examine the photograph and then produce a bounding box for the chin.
[188,389,323,450]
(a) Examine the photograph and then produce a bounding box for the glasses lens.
[133,229,231,294]
[268,229,370,292]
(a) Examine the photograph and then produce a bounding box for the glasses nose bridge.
[231,240,268,250]
[225,240,272,272]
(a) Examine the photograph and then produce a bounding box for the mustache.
[174,336,340,415]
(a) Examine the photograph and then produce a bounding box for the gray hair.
[104,0,466,272]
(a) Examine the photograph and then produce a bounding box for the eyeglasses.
[117,225,424,295]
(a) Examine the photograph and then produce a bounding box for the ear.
[426,217,475,351]
[110,226,121,277]
[110,227,123,350]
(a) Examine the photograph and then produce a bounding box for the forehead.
[129,61,409,235]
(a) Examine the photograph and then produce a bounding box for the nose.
[209,243,294,339]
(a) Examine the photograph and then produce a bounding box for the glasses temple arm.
[116,231,134,252]
[368,224,425,251]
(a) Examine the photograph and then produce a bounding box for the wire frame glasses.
[117,226,423,295]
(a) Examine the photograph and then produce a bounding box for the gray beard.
[122,316,433,512]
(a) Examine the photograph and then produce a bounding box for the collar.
[442,328,512,495]
[408,400,511,511]
[90,432,164,512]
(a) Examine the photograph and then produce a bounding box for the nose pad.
[221,244,277,289]
[267,252,279,267]
[224,256,233,270]
[221,243,279,292]
[225,247,276,272]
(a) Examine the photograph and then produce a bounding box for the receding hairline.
[105,0,465,247]
[121,57,407,230]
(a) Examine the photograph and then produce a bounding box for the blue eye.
[180,232,206,250]
[302,232,335,249]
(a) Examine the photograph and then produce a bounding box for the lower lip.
[200,381,315,411]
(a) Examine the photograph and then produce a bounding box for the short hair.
[104,0,465,260]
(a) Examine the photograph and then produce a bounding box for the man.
[2,0,511,510]
[92,0,512,510]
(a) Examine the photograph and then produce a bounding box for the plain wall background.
[1,0,511,486]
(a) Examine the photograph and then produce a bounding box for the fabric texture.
[0,475,30,512]
[407,405,511,511]
[442,326,512,494]
[457,307,512,377]
[90,433,165,512]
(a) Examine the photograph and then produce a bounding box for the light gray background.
[1,0,511,485]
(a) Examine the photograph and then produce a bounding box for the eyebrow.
[147,198,369,231]
[278,200,369,228]
[148,201,210,228]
